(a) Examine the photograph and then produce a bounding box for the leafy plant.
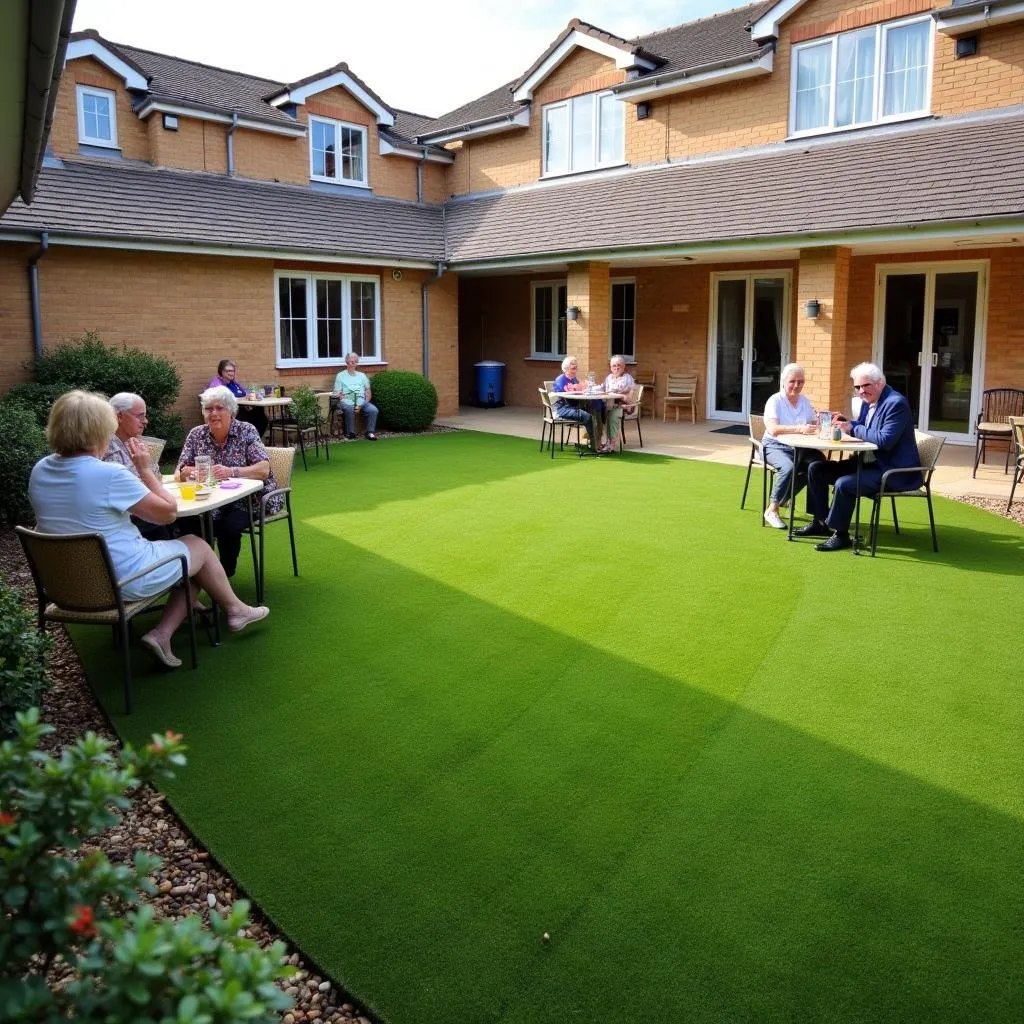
[372,370,438,432]
[0,584,52,739]
[0,401,48,525]
[288,385,321,430]
[0,709,295,1021]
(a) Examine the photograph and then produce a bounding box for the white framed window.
[275,272,381,366]
[531,281,567,357]
[543,90,624,176]
[790,15,932,137]
[309,115,368,186]
[610,280,636,360]
[76,85,118,148]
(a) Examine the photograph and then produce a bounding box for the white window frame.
[531,281,567,359]
[76,85,118,148]
[308,115,369,187]
[789,14,933,139]
[609,279,637,361]
[274,271,381,367]
[542,90,624,177]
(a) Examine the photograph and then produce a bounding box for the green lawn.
[74,432,1024,1023]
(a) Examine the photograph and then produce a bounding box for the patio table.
[548,390,625,456]
[782,433,878,554]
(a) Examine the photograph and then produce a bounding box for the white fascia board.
[135,100,306,137]
[420,107,530,145]
[269,70,395,127]
[0,230,438,268]
[512,30,658,102]
[447,219,1024,272]
[934,2,1024,34]
[749,0,812,43]
[378,138,453,164]
[616,51,773,103]
[65,38,149,90]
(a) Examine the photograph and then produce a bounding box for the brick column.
[795,247,854,413]
[566,262,610,379]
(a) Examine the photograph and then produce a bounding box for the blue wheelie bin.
[474,361,505,407]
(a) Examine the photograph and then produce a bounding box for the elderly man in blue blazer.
[796,362,921,552]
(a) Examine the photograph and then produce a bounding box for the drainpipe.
[226,112,238,176]
[28,231,49,364]
[421,261,445,378]
[416,146,430,203]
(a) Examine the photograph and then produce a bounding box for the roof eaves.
[614,43,775,100]
[264,61,396,126]
[417,106,530,145]
[135,94,303,134]
[68,28,151,82]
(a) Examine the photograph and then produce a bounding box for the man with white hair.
[796,363,921,552]
[104,392,150,476]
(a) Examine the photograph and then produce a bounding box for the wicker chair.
[618,384,645,450]
[538,387,582,457]
[662,373,698,422]
[244,446,299,604]
[740,414,778,520]
[15,528,197,714]
[867,430,945,556]
[1005,416,1024,512]
[973,388,1024,477]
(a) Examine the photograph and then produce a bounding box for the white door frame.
[872,260,988,443]
[707,270,792,422]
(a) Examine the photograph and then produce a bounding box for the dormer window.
[543,91,624,177]
[76,85,118,148]
[790,15,932,138]
[309,115,368,186]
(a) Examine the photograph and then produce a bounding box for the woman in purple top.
[175,386,283,577]
[210,359,266,437]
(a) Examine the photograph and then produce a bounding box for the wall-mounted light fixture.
[636,101,651,121]
[804,298,821,320]
[566,306,581,321]
[162,114,179,131]
[955,36,978,59]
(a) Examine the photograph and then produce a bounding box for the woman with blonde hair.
[29,390,268,668]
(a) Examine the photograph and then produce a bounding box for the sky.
[71,0,747,118]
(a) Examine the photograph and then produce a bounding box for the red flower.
[164,730,183,743]
[69,905,96,938]
[0,811,15,827]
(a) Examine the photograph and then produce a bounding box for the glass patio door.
[876,265,985,440]
[709,273,789,421]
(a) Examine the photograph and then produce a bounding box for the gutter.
[28,232,50,363]
[421,260,446,378]
[226,113,238,176]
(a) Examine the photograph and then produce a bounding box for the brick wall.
[933,21,1024,117]
[0,244,35,392]
[147,114,230,173]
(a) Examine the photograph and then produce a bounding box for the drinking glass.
[180,482,196,501]
[818,411,831,439]
[194,455,213,487]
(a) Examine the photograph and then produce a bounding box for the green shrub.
[0,380,68,428]
[372,370,438,432]
[288,384,320,430]
[0,585,52,739]
[0,709,295,1021]
[145,408,186,456]
[0,402,48,525]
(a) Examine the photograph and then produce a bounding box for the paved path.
[438,406,1016,501]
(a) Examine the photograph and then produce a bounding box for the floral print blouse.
[175,419,284,517]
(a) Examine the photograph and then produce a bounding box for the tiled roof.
[392,109,441,141]
[419,80,521,138]
[1,159,445,262]
[443,112,1024,263]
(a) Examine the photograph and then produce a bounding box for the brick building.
[1,0,1023,439]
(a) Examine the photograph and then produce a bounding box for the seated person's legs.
[341,400,357,437]
[237,406,268,438]
[361,402,379,435]
[211,503,250,577]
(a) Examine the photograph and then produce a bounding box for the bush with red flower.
[0,708,293,1021]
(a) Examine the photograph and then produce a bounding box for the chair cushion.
[978,422,1012,434]
[44,592,165,624]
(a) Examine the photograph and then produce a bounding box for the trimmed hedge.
[371,371,438,432]
[0,403,48,525]
[0,584,52,739]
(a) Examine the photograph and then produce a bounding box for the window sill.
[526,355,565,362]
[309,178,371,193]
[277,360,387,373]
[540,161,628,181]
[786,112,932,142]
[79,142,122,157]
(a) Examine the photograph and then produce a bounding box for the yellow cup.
[180,482,196,501]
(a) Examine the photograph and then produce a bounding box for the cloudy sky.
[71,0,745,117]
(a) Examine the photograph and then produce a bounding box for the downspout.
[416,146,429,203]
[226,112,238,176]
[28,231,49,364]
[421,261,445,379]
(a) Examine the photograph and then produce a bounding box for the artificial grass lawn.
[74,432,1024,1023]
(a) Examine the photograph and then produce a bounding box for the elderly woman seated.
[29,390,268,668]
[175,385,283,577]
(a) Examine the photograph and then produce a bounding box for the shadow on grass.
[73,521,1023,1024]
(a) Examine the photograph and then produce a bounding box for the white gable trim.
[615,50,774,103]
[65,38,149,91]
[419,107,531,146]
[268,70,394,127]
[513,30,658,103]
[135,99,306,137]
[934,1,1024,34]
[378,138,454,164]
[750,0,813,43]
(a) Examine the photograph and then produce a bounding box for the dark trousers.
[237,406,268,437]
[179,502,249,576]
[807,459,884,534]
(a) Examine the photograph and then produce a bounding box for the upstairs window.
[275,272,380,366]
[309,115,368,186]
[543,91,624,176]
[532,282,567,357]
[610,281,636,360]
[791,15,932,137]
[76,85,118,148]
